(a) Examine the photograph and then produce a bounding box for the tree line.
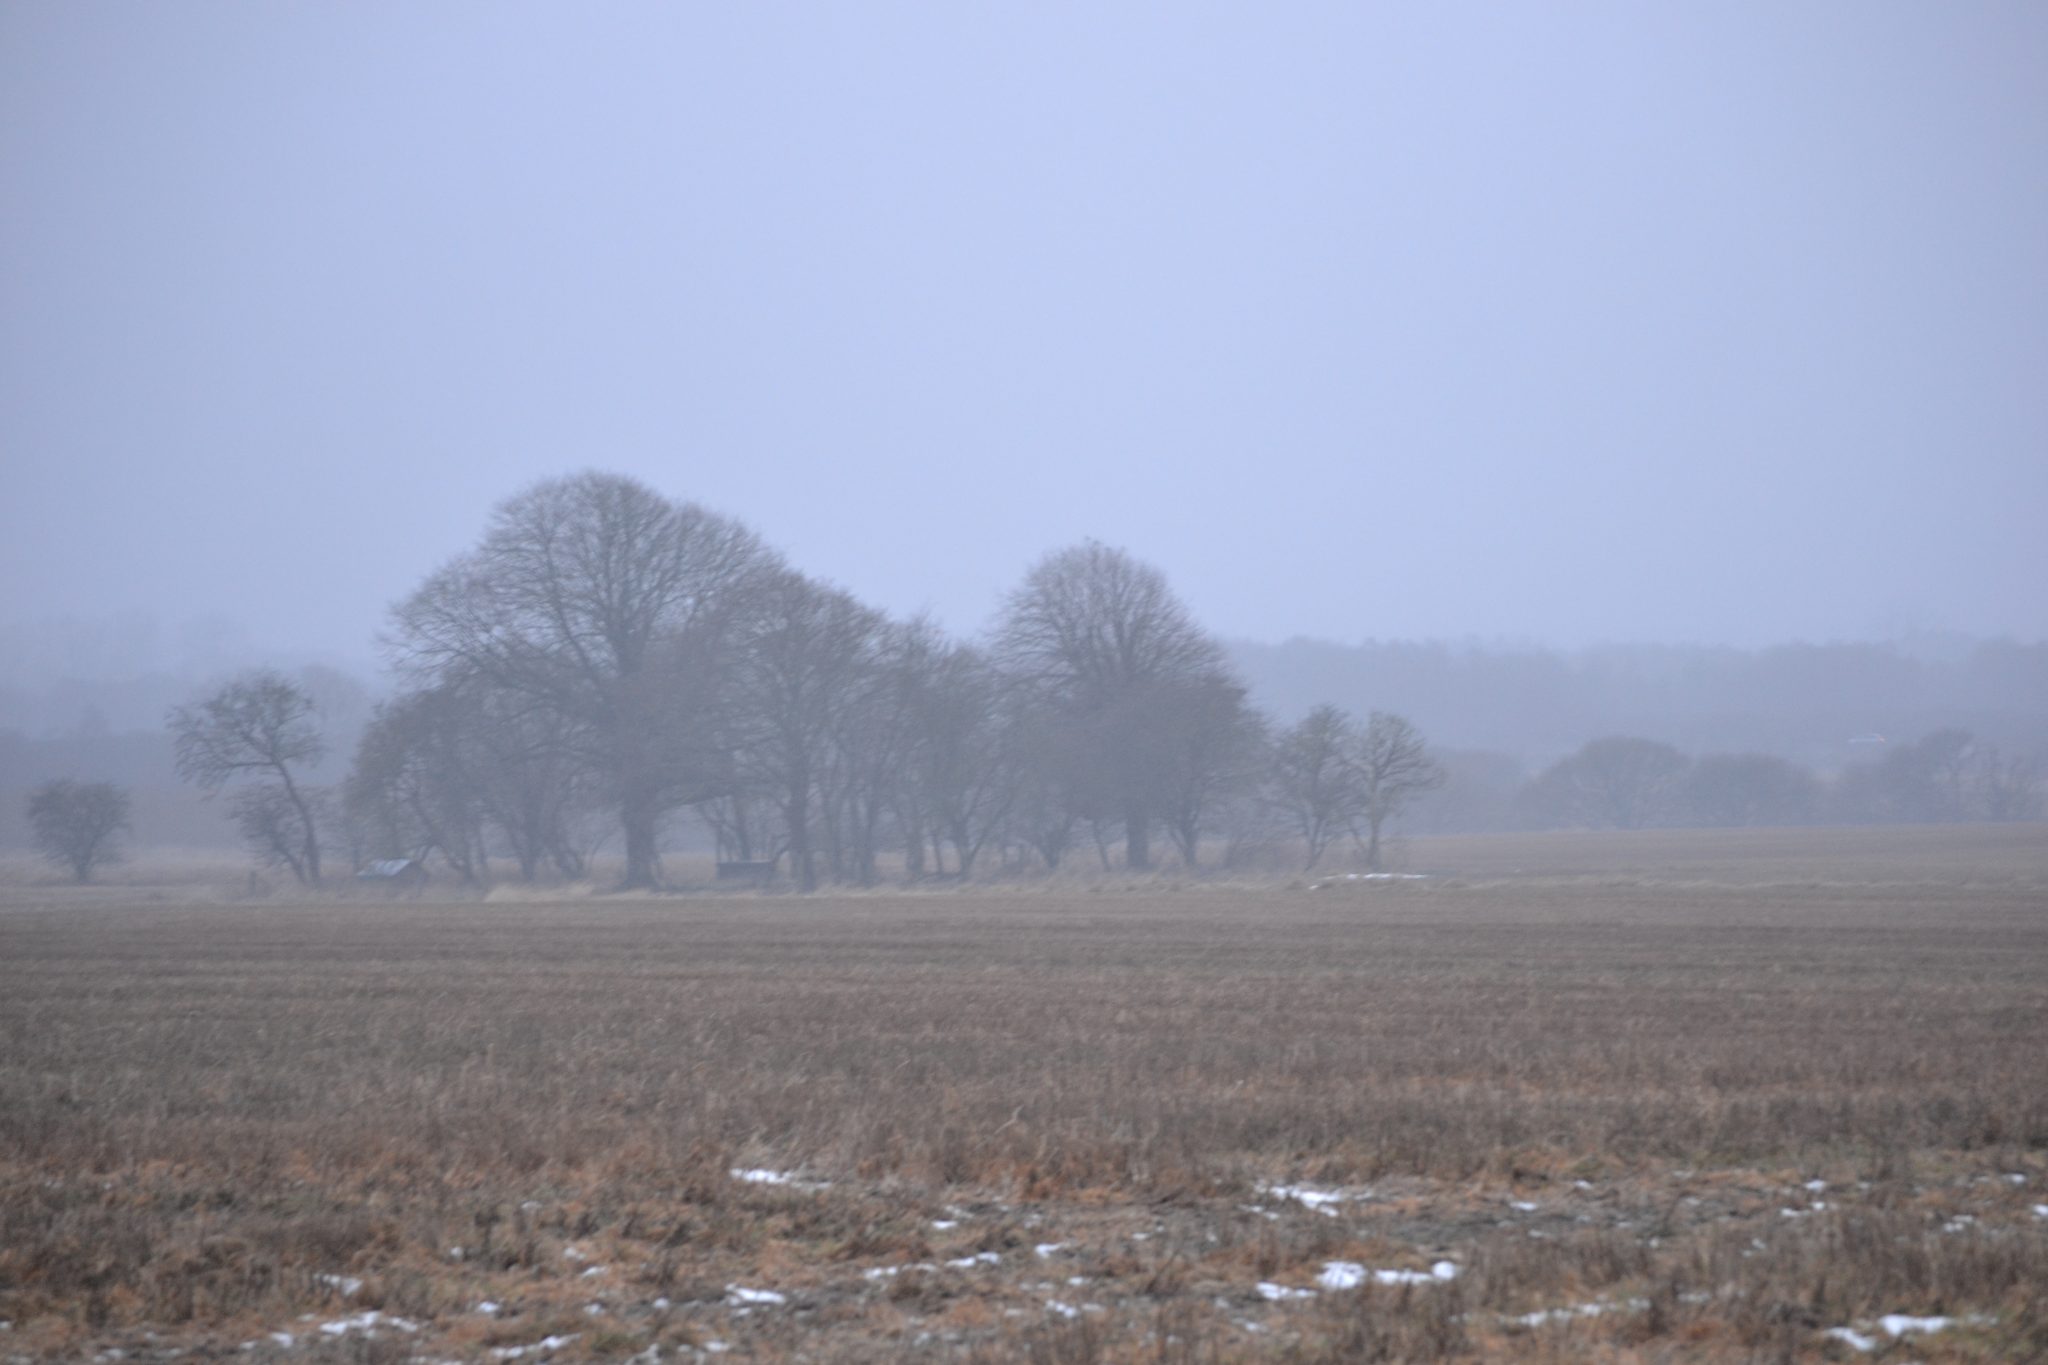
[23,473,2039,886]
[1511,730,2041,832]
[152,472,1444,889]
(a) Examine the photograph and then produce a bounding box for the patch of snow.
[489,1335,579,1361]
[1825,1327,1877,1352]
[448,1246,465,1260]
[1316,872,1431,882]
[584,1304,604,1316]
[1034,1242,1066,1258]
[2004,1172,2026,1185]
[2034,1204,2048,1218]
[1068,1275,1089,1286]
[580,1265,606,1277]
[1260,1183,1347,1215]
[1804,1179,1828,1192]
[702,1343,729,1354]
[1572,1179,1593,1190]
[1256,1282,1316,1301]
[946,1251,1002,1268]
[318,1311,417,1337]
[315,1274,363,1297]
[562,1246,588,1263]
[730,1168,793,1185]
[1046,1301,1079,1319]
[1318,1262,1365,1290]
[268,1334,293,1348]
[724,1286,786,1307]
[1878,1314,1952,1337]
[931,1219,958,1230]
[477,1302,501,1316]
[1510,1200,1539,1212]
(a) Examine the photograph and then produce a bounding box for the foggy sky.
[5,3,2044,667]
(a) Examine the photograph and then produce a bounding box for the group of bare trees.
[158,473,1443,888]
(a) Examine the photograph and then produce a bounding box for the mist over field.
[5,10,2048,1361]
[4,3,2045,660]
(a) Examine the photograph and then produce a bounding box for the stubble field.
[2,825,2045,1363]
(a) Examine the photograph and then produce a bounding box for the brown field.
[2,826,2045,1363]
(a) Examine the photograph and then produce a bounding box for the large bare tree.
[169,670,328,885]
[390,472,776,888]
[994,541,1238,870]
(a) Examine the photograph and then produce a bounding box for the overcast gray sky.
[4,2,2044,667]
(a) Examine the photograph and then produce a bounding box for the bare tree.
[169,670,327,885]
[896,638,1017,878]
[390,472,777,889]
[26,779,130,883]
[1151,675,1264,868]
[732,571,885,891]
[345,688,490,882]
[1350,711,1445,868]
[1271,705,1365,869]
[994,541,1235,870]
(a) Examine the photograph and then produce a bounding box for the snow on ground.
[317,1311,417,1337]
[1258,1182,1348,1215]
[1255,1282,1315,1302]
[723,1286,786,1307]
[1314,873,1431,884]
[1512,1298,1648,1328]
[946,1251,1002,1269]
[313,1274,363,1297]
[1823,1313,1975,1351]
[488,1334,579,1360]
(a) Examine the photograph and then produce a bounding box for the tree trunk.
[786,782,816,892]
[1124,804,1151,870]
[620,794,661,889]
[278,767,322,887]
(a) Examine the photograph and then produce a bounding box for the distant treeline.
[5,473,2044,875]
[1406,730,2040,838]
[1230,635,2048,771]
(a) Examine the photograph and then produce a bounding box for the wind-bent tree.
[26,779,131,883]
[1272,705,1365,869]
[995,541,1238,870]
[391,472,777,889]
[1350,711,1445,868]
[170,670,328,884]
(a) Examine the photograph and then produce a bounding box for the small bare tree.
[1271,705,1365,869]
[170,670,328,885]
[1350,711,1445,868]
[26,779,131,883]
